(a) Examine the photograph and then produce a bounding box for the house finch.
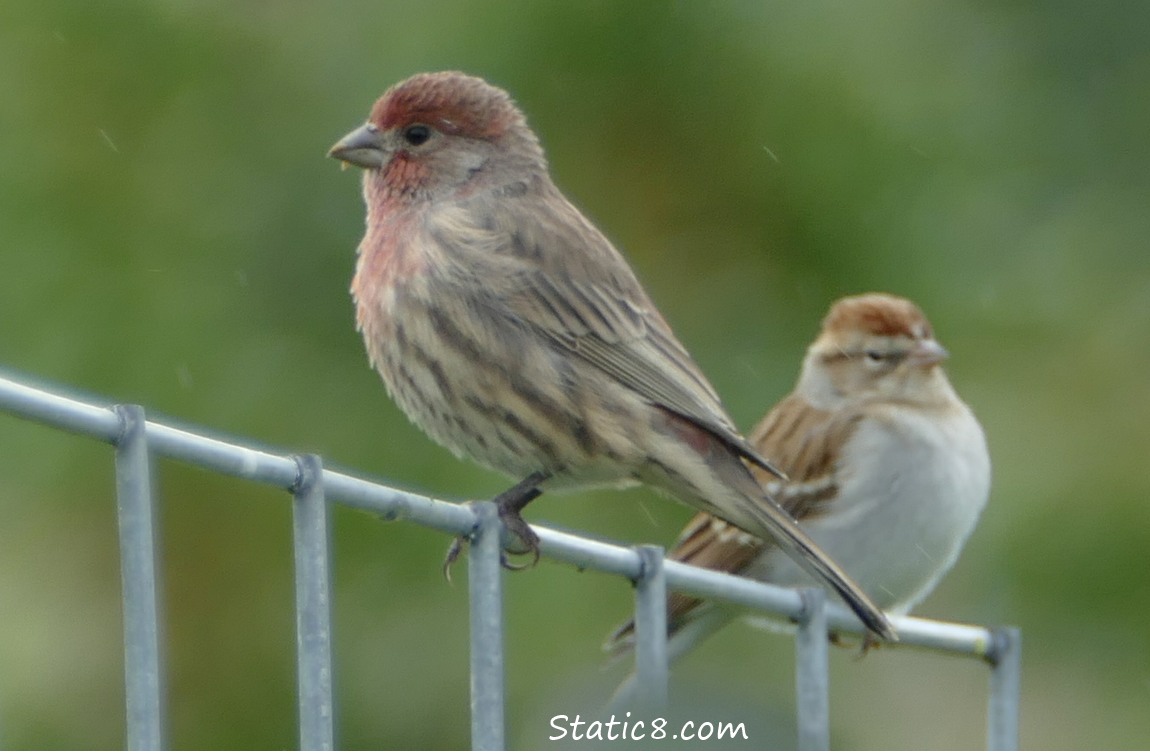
[328,71,894,640]
[606,293,990,654]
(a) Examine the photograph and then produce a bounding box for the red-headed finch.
[606,293,990,655]
[329,71,894,640]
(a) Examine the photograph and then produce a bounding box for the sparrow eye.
[402,124,432,146]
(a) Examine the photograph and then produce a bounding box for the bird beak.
[328,124,387,169]
[908,338,949,366]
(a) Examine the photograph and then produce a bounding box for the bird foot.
[829,630,884,658]
[442,503,541,581]
[442,474,546,582]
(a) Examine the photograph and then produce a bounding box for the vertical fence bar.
[987,626,1022,750]
[795,588,830,750]
[291,455,335,750]
[632,545,669,713]
[468,501,505,750]
[0,374,1025,751]
[113,404,165,750]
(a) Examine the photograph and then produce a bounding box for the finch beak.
[328,124,387,169]
[908,338,949,367]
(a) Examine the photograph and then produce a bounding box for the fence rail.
[0,368,1021,749]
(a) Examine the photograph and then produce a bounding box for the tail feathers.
[718,468,896,641]
[603,582,713,657]
[602,618,636,659]
[649,407,896,642]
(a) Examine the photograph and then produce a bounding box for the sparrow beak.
[908,338,949,366]
[328,123,387,169]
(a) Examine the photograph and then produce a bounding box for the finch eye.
[402,124,432,146]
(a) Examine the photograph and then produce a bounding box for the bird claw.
[828,630,884,658]
[440,495,542,581]
[500,546,540,571]
[856,631,884,658]
[442,536,466,584]
[496,504,541,566]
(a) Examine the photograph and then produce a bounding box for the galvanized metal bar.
[0,373,996,650]
[666,557,805,624]
[323,470,475,535]
[0,369,1023,750]
[468,501,505,750]
[632,545,669,713]
[1,372,120,441]
[0,369,476,534]
[113,404,165,750]
[883,613,995,660]
[291,455,336,750]
[795,588,830,750]
[527,526,643,579]
[987,626,1022,750]
[0,371,1002,654]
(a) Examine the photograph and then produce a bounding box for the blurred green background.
[2,0,1148,749]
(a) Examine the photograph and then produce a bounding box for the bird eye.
[864,350,884,363]
[402,124,432,146]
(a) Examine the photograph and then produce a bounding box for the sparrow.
[328,71,895,639]
[606,293,991,653]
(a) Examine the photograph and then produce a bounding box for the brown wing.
[431,183,782,476]
[743,393,865,519]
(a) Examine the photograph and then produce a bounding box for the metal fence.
[0,368,1021,750]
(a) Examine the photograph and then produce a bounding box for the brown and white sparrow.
[606,293,991,654]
